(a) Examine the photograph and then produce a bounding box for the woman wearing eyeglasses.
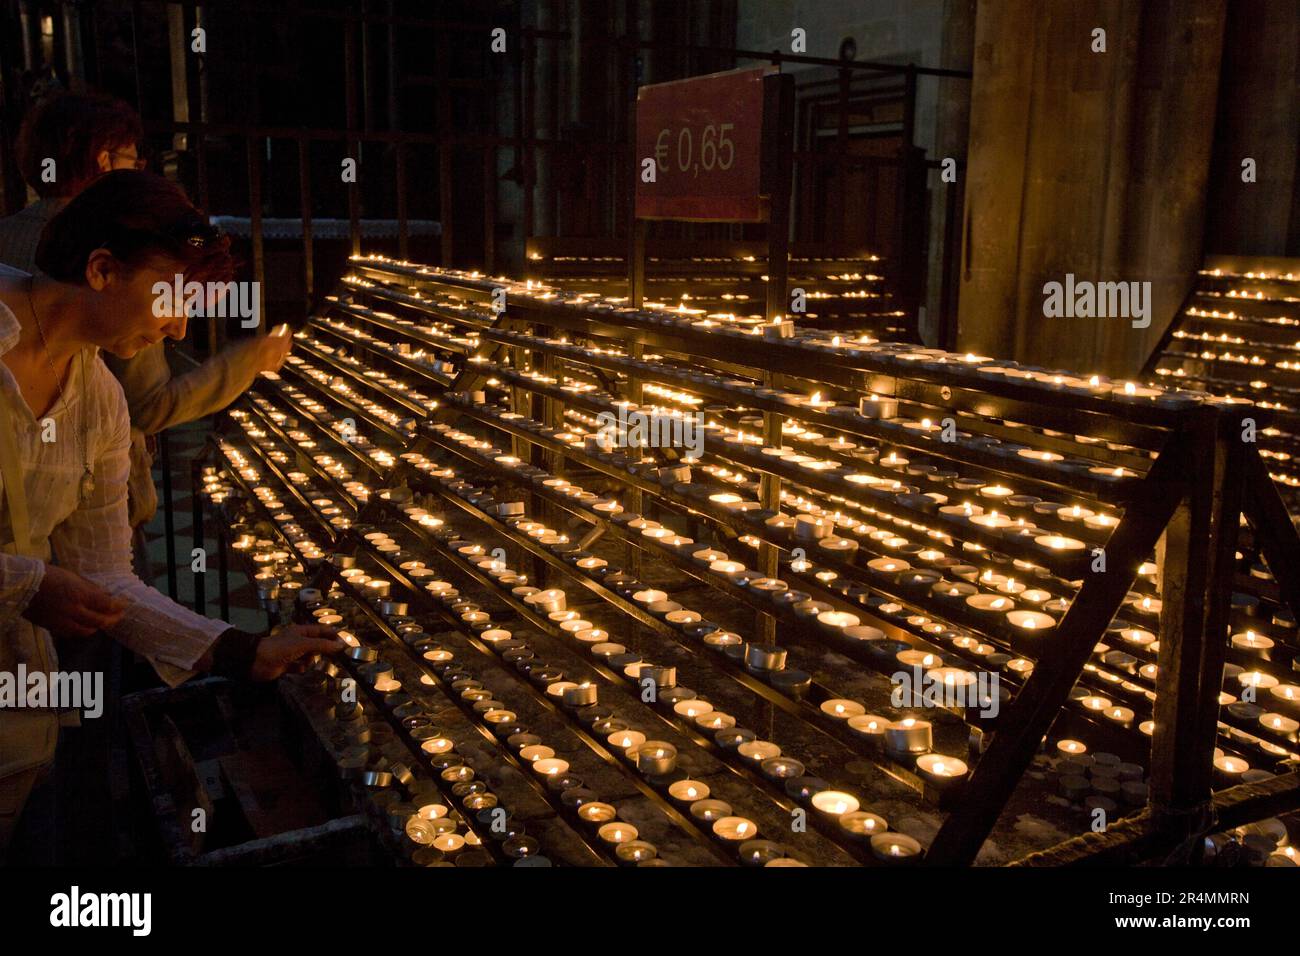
[0,170,342,856]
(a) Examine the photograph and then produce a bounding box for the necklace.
[25,278,95,504]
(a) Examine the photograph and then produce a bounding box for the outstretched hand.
[250,624,345,681]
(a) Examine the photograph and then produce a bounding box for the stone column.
[958,0,1227,377]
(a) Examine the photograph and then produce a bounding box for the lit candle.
[870,832,922,863]
[635,742,678,776]
[915,753,968,787]
[712,816,759,842]
[817,610,861,630]
[668,779,711,803]
[1007,610,1056,631]
[578,802,617,824]
[820,699,866,720]
[884,717,932,755]
[1260,713,1299,736]
[532,758,570,778]
[598,822,638,844]
[1231,631,1274,654]
[1213,755,1249,779]
[810,790,861,817]
[608,729,647,752]
[1035,534,1086,551]
[966,594,1015,613]
[519,744,555,763]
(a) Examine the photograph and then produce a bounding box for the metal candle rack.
[522,237,914,339]
[202,252,1300,865]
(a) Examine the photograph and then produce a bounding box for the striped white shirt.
[0,268,229,688]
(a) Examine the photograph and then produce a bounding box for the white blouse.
[0,272,229,687]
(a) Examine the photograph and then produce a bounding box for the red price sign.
[635,66,771,222]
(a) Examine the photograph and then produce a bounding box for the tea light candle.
[884,717,933,754]
[709,560,748,579]
[737,740,781,764]
[820,699,865,720]
[967,594,1015,614]
[838,811,889,841]
[1035,534,1086,551]
[897,650,942,669]
[690,800,733,823]
[970,511,1013,529]
[673,699,714,719]
[848,713,889,741]
[1007,610,1056,631]
[1056,739,1087,757]
[1260,713,1299,736]
[608,729,646,752]
[712,816,759,842]
[432,833,465,854]
[1231,631,1275,654]
[598,822,638,844]
[1269,685,1300,709]
[870,832,922,863]
[528,757,569,780]
[1213,755,1249,779]
[867,557,911,574]
[562,683,598,707]
[1105,706,1136,727]
[696,712,736,731]
[668,779,711,803]
[635,742,678,776]
[579,806,618,827]
[817,610,861,631]
[810,790,860,817]
[916,753,968,786]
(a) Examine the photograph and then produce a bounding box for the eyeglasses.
[108,150,147,171]
[101,219,226,255]
[169,220,224,248]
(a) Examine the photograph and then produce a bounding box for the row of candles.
[413,429,975,798]
[208,447,511,865]
[256,332,1300,780]
[220,421,1190,858]
[421,399,1188,754]
[545,397,1128,606]
[266,273,1300,816]
[371,447,951,858]
[332,351,1289,816]
[327,638,515,865]
[347,255,1210,415]
[219,413,897,864]
[332,461,928,863]
[418,406,1300,777]
[482,320,1159,507]
[404,508,928,863]
[390,549,831,865]
[335,560,670,866]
